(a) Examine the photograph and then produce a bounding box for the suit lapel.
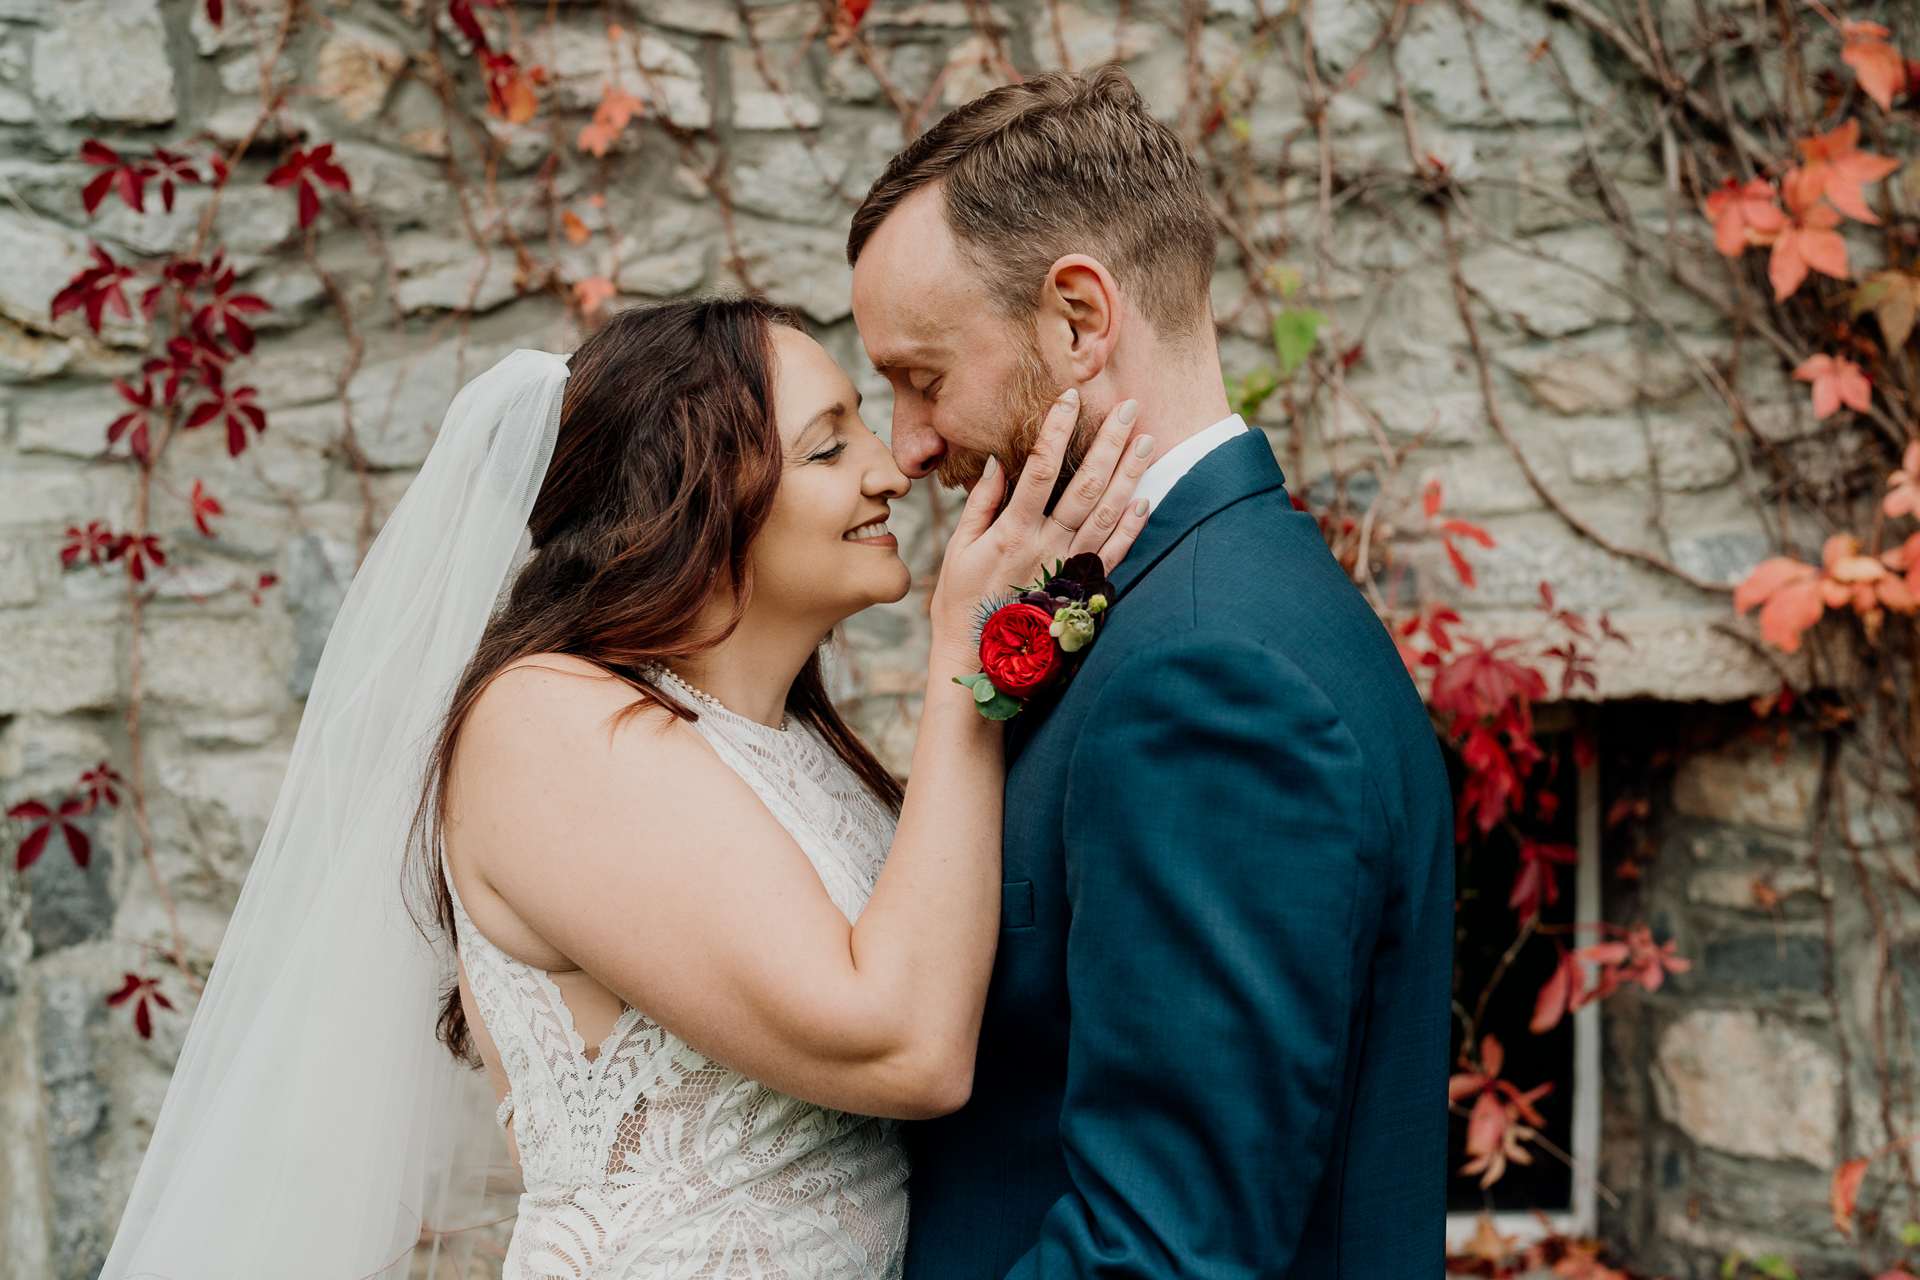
[1108,430,1286,599]
[1005,432,1286,766]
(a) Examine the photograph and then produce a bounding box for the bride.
[100,296,1152,1280]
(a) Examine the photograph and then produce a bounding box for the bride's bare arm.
[447,392,1150,1120]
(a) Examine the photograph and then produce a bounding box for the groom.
[848,67,1454,1277]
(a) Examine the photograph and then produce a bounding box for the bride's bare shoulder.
[461,654,686,756]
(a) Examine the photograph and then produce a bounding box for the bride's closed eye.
[807,441,847,463]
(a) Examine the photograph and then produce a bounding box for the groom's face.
[851,186,1095,492]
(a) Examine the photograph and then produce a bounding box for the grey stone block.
[1700,934,1826,992]
[25,812,112,956]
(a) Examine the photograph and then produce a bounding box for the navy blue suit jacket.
[903,431,1454,1279]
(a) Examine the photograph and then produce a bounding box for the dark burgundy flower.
[980,602,1064,697]
[1043,552,1115,608]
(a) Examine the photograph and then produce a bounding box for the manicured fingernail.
[1133,498,1150,516]
[1059,388,1079,404]
[1117,399,1139,426]
[1134,434,1154,459]
[982,455,1001,480]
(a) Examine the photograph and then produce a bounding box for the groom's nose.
[888,410,946,480]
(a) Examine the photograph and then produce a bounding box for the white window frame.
[1443,758,1601,1250]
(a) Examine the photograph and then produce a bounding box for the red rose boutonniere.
[954,552,1115,720]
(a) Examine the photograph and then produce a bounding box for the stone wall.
[1593,709,1918,1280]
[0,0,1853,1276]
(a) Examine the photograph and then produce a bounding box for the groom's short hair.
[847,66,1217,342]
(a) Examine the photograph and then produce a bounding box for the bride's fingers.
[1046,399,1140,537]
[998,389,1080,533]
[1069,427,1155,560]
[1095,495,1153,574]
[946,455,1006,552]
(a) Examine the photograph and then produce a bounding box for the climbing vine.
[4,0,1919,1273]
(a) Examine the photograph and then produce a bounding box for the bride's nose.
[863,438,911,500]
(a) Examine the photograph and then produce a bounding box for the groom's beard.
[935,329,1096,514]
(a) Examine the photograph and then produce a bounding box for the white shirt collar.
[1133,414,1249,514]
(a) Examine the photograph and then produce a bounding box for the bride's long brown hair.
[410,296,905,1066]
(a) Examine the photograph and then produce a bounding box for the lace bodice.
[452,668,907,1279]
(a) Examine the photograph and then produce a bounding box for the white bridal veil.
[101,350,570,1280]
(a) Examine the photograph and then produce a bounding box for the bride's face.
[750,326,913,627]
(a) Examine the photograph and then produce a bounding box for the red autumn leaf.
[1441,518,1494,547]
[145,147,203,214]
[189,255,271,355]
[1794,119,1902,225]
[8,794,91,870]
[1450,1034,1551,1188]
[106,973,175,1041]
[828,0,875,50]
[1831,1156,1870,1236]
[1423,477,1443,520]
[61,520,117,569]
[184,369,267,456]
[107,376,158,462]
[1841,21,1906,112]
[1572,727,1596,769]
[1442,535,1476,588]
[483,51,540,124]
[1768,169,1849,300]
[79,139,152,216]
[1509,839,1579,920]
[1531,946,1586,1033]
[447,0,493,50]
[266,143,352,230]
[205,0,224,26]
[77,762,123,813]
[1459,728,1523,836]
[145,334,225,405]
[1704,176,1786,256]
[1793,353,1873,420]
[189,479,223,538]
[107,532,166,583]
[248,572,278,606]
[50,242,137,334]
[1431,638,1548,726]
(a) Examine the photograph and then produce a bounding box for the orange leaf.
[561,210,591,245]
[1795,120,1902,225]
[1758,578,1826,653]
[1794,354,1873,419]
[572,276,616,315]
[1831,1155,1869,1236]
[1479,1033,1504,1079]
[1465,1088,1506,1157]
[1842,21,1906,112]
[1734,556,1816,614]
[1705,176,1786,255]
[1877,575,1918,613]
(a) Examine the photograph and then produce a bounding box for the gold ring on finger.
[1047,515,1080,535]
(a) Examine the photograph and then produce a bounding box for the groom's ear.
[1038,255,1121,384]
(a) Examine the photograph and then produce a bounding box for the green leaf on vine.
[1273,308,1325,377]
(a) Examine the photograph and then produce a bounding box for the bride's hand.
[929,389,1153,669]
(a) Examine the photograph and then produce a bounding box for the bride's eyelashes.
[807,441,847,464]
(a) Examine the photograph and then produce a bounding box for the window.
[1444,736,1601,1248]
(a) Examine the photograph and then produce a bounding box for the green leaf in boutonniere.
[953,672,1024,720]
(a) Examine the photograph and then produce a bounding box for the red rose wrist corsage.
[953,552,1116,720]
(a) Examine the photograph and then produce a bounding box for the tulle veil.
[100,349,570,1280]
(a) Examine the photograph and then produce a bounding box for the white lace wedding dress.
[449,668,909,1279]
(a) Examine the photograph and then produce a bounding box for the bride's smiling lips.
[843,510,898,549]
